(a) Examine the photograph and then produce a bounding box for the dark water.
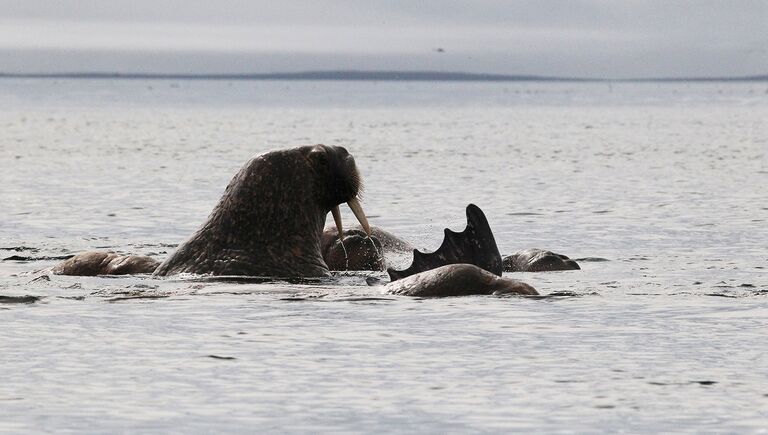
[1,79,767,432]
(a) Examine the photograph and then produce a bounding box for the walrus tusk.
[347,197,371,237]
[331,205,344,242]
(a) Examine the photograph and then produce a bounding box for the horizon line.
[1,70,767,82]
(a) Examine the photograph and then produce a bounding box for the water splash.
[366,236,384,269]
[339,239,349,270]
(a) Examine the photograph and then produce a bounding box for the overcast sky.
[1,0,766,78]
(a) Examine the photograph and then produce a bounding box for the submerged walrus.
[321,226,413,271]
[503,249,580,272]
[55,145,372,277]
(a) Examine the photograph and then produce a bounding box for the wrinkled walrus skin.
[383,263,538,297]
[153,145,366,277]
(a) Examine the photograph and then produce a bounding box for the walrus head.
[305,145,371,239]
[321,225,415,272]
[321,228,384,271]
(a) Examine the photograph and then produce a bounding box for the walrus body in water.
[56,145,371,278]
[383,264,537,297]
[321,226,413,271]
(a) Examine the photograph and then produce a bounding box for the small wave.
[182,275,328,285]
[130,243,179,249]
[0,246,40,252]
[106,294,170,302]
[2,254,74,262]
[207,355,236,360]
[0,295,42,304]
[520,290,596,300]
[27,275,51,284]
[575,257,610,262]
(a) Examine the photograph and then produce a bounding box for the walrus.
[55,145,372,278]
[502,249,580,272]
[320,226,413,271]
[382,263,537,297]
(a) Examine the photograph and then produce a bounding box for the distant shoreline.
[0,70,766,82]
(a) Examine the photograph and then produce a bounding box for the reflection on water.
[1,80,767,432]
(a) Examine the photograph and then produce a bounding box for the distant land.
[0,70,766,82]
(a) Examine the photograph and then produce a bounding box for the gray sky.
[1,0,766,78]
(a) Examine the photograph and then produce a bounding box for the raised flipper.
[387,204,502,281]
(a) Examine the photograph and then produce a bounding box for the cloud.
[0,0,765,77]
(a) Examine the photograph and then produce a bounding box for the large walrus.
[153,144,371,276]
[55,145,372,277]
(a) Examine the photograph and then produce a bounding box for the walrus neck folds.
[154,145,362,277]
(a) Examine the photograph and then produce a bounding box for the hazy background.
[1,0,766,78]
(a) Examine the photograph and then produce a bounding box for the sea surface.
[1,79,767,433]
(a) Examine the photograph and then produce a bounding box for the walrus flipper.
[387,204,502,281]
